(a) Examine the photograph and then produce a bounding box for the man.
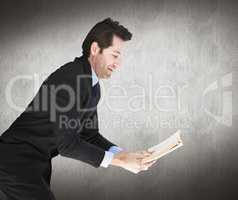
[0,18,156,200]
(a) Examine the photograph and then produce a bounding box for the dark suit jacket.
[1,55,116,168]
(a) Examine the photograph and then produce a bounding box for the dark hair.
[82,18,132,58]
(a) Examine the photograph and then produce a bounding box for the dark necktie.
[91,82,101,107]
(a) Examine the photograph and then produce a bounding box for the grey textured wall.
[0,0,238,199]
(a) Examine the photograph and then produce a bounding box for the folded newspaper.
[123,130,183,174]
[143,130,183,163]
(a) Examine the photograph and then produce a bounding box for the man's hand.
[111,150,157,174]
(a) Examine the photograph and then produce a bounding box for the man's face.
[91,35,124,79]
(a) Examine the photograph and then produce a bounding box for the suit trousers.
[0,138,56,200]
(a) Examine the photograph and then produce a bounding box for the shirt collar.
[91,66,99,86]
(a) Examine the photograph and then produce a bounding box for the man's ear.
[90,42,100,56]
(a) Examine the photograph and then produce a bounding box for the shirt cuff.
[108,146,123,154]
[100,151,114,168]
[100,146,123,168]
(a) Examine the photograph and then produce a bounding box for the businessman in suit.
[0,18,156,200]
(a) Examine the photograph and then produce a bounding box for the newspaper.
[143,130,183,163]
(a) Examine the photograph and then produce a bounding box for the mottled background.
[0,0,238,199]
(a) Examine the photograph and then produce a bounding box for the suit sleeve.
[79,109,117,151]
[48,77,105,168]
